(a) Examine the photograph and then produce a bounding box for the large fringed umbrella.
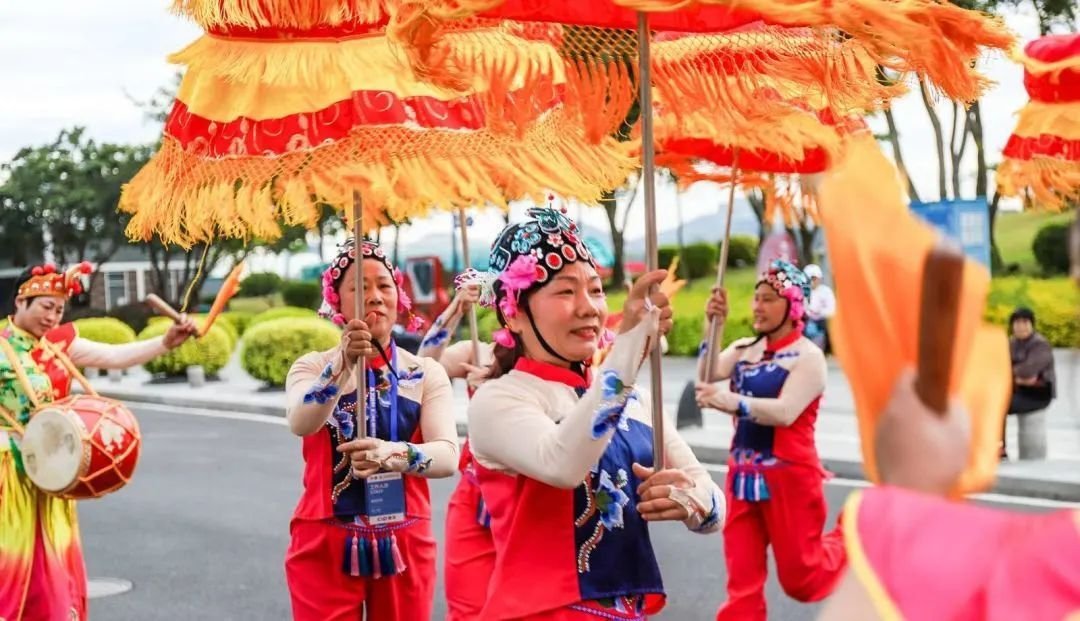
[382,0,1011,468]
[997,33,1080,210]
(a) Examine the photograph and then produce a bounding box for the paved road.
[80,405,1069,621]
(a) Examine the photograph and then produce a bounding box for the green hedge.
[221,310,255,336]
[73,317,136,345]
[147,314,239,351]
[282,281,322,309]
[238,272,284,297]
[1033,222,1070,276]
[241,317,342,386]
[985,276,1078,347]
[248,306,319,329]
[137,321,233,377]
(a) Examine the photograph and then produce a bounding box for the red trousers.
[444,477,496,621]
[285,519,436,621]
[715,464,846,621]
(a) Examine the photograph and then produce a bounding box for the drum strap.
[0,337,42,410]
[38,339,97,397]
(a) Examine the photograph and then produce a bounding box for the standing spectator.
[1001,307,1056,459]
[804,264,836,352]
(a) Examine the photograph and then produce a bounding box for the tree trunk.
[882,108,921,203]
[948,102,971,199]
[918,78,949,201]
[969,101,989,198]
[600,190,626,288]
[747,190,767,248]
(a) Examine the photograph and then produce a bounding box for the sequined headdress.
[758,259,811,325]
[17,262,93,300]
[319,238,422,332]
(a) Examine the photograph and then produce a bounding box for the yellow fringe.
[996,158,1080,212]
[622,0,1014,103]
[120,109,636,248]
[1013,44,1080,78]
[1009,102,1080,141]
[171,0,398,29]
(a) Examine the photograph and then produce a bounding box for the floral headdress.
[759,259,812,326]
[18,261,93,300]
[455,203,603,348]
[319,238,424,332]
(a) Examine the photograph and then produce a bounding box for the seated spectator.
[1001,307,1056,459]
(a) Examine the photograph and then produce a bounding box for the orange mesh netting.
[390,0,1013,112]
[818,139,1010,496]
[120,16,637,247]
[998,33,1080,210]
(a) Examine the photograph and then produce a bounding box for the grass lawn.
[995,210,1073,274]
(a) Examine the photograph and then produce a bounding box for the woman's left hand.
[632,463,697,522]
[695,382,741,413]
[337,437,392,479]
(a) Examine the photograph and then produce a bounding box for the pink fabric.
[853,486,1080,621]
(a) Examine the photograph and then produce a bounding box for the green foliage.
[726,235,759,268]
[73,318,136,345]
[241,318,341,386]
[248,306,319,329]
[238,272,284,298]
[682,243,720,280]
[985,276,1078,348]
[107,303,156,334]
[282,281,322,309]
[221,311,256,336]
[0,127,153,266]
[147,314,240,350]
[1032,222,1070,276]
[137,321,232,377]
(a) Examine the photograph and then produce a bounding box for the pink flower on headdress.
[394,269,413,313]
[493,328,516,348]
[497,255,539,318]
[406,313,425,333]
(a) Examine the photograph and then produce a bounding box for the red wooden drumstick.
[915,241,966,415]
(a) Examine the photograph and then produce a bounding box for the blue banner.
[909,199,992,268]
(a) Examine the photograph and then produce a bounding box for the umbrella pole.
[637,12,665,469]
[702,152,740,383]
[352,191,368,439]
[458,207,483,366]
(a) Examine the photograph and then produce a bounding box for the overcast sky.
[0,1,1050,271]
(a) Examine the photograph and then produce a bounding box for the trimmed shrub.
[221,310,255,336]
[241,317,342,386]
[108,302,156,334]
[137,321,232,377]
[1032,222,1070,275]
[147,314,239,351]
[248,306,319,329]
[682,243,720,279]
[73,317,136,345]
[238,272,284,298]
[985,276,1078,347]
[282,280,322,310]
[726,235,759,268]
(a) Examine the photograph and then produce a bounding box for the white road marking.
[137,403,1080,509]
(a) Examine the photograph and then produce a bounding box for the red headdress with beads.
[17,262,93,300]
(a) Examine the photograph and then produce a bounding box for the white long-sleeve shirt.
[807,284,837,321]
[66,337,169,369]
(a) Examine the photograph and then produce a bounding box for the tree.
[0,128,153,286]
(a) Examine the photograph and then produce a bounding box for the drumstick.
[200,263,244,337]
[145,294,183,323]
[914,241,966,415]
[0,404,25,435]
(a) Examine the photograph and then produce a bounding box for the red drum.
[19,394,141,500]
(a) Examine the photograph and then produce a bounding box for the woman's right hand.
[705,287,728,324]
[619,270,674,337]
[453,285,481,315]
[341,318,376,366]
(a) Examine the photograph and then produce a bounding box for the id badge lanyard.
[366,343,399,443]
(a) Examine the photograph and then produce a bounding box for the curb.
[110,391,1080,503]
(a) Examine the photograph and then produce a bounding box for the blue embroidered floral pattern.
[510,223,542,254]
[691,488,723,533]
[303,362,339,405]
[396,366,425,389]
[595,469,631,530]
[419,318,450,351]
[405,442,432,473]
[591,370,637,439]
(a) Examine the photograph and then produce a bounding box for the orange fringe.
[622,0,1014,103]
[170,0,398,29]
[996,158,1080,212]
[120,111,636,248]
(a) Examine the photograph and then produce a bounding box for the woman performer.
[0,262,198,621]
[414,284,498,620]
[815,368,1080,621]
[695,260,846,621]
[467,207,724,620]
[284,238,459,621]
